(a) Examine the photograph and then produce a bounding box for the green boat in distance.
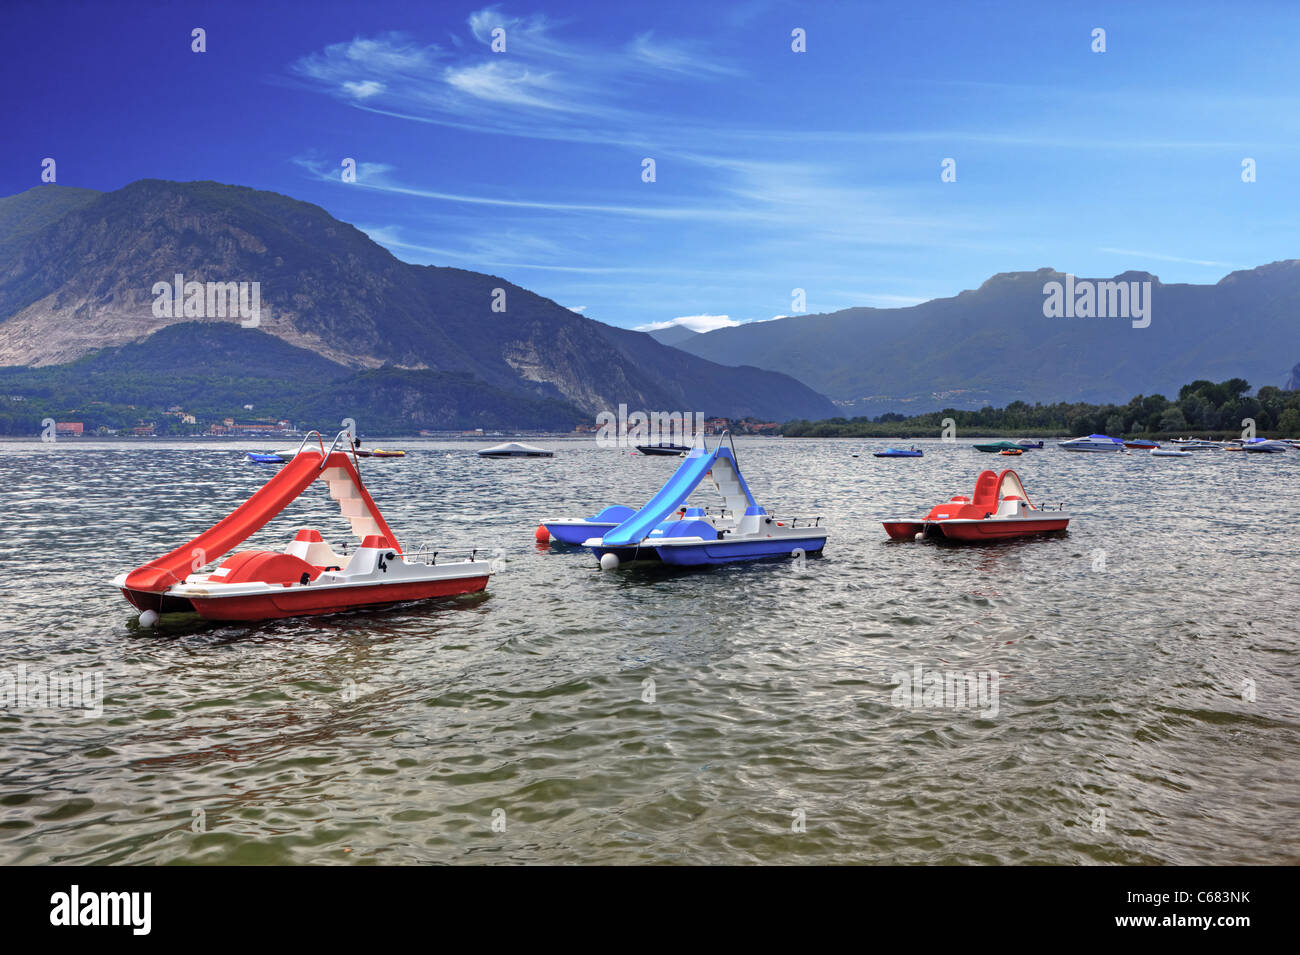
[973,440,1023,452]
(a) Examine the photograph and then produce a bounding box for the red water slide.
[123,451,397,596]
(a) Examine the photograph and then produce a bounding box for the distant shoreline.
[779,429,1288,440]
[783,377,1300,440]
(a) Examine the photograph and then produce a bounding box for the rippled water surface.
[1,437,1297,864]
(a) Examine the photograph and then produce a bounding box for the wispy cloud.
[628,32,743,77]
[294,156,761,221]
[359,223,673,275]
[1099,248,1237,268]
[293,32,443,101]
[293,16,1275,156]
[281,5,1280,330]
[342,80,385,99]
[285,9,986,279]
[295,153,974,253]
[289,10,741,141]
[445,60,574,112]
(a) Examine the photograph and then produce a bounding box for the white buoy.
[913,532,924,541]
[139,609,159,627]
[600,553,620,571]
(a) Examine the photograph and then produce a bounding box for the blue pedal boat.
[540,505,637,545]
[584,433,828,568]
[874,446,923,458]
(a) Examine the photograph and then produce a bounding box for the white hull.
[1243,440,1291,453]
[1058,434,1125,452]
[478,442,553,457]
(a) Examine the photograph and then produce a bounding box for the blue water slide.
[600,446,723,547]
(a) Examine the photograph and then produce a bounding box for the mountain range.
[0,181,835,432]
[2,180,1297,433]
[674,265,1300,416]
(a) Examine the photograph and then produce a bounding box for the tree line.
[783,379,1300,438]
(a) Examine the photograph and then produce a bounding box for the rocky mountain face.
[676,264,1300,415]
[0,181,836,425]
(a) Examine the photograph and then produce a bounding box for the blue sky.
[2,0,1297,333]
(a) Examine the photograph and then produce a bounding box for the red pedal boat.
[883,468,1069,542]
[113,431,490,621]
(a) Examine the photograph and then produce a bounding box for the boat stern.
[882,521,924,540]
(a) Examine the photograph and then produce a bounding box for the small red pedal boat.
[882,468,1069,542]
[113,431,490,621]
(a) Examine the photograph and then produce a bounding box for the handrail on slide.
[321,429,362,472]
[292,429,363,474]
[294,430,326,457]
[720,429,738,468]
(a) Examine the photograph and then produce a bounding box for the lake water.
[1,437,1297,864]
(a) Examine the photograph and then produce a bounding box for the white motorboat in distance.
[1057,434,1125,452]
[1243,439,1292,453]
[477,442,554,458]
